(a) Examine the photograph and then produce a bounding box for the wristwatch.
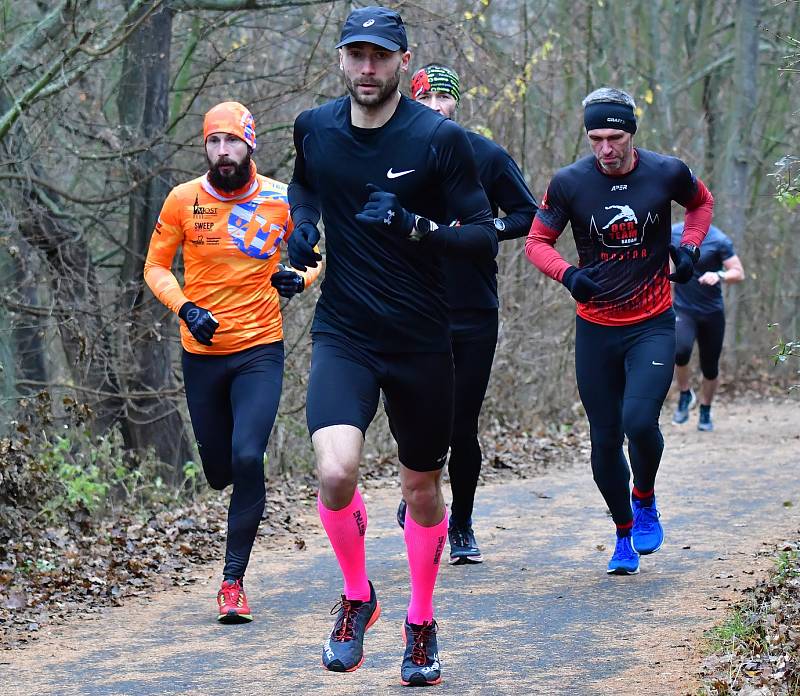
[682,243,700,263]
[716,269,727,281]
[411,215,438,242]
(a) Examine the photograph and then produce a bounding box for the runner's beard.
[345,66,402,109]
[598,141,633,173]
[207,152,252,192]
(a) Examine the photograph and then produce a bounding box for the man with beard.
[395,63,537,566]
[526,87,713,575]
[287,6,496,687]
[145,101,320,623]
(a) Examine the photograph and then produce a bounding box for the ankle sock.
[632,486,654,508]
[616,521,633,538]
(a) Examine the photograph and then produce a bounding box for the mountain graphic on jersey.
[227,189,289,259]
[590,205,659,249]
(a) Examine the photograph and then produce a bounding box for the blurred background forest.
[0,0,798,526]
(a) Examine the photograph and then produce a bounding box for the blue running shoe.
[448,522,483,565]
[631,496,664,555]
[607,535,640,575]
[697,405,714,432]
[401,618,442,686]
[672,388,696,424]
[322,581,380,672]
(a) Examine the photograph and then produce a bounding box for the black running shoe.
[401,617,442,686]
[448,522,482,565]
[322,581,380,672]
[397,499,407,529]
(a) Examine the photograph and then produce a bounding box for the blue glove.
[667,244,696,284]
[355,184,415,237]
[561,266,602,303]
[287,221,322,271]
[178,302,219,346]
[271,266,305,298]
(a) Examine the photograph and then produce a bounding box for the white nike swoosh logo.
[652,361,664,366]
[386,168,415,179]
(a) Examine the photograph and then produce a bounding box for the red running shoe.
[216,579,253,623]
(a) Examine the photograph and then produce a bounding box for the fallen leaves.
[0,415,589,651]
[701,538,800,694]
[0,478,312,650]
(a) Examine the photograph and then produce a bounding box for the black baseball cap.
[335,6,408,52]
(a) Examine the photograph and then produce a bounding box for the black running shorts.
[674,307,725,380]
[306,332,454,472]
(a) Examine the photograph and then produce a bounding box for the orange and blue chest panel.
[183,185,290,262]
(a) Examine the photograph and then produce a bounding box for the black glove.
[287,221,322,271]
[561,265,602,303]
[668,244,696,284]
[178,302,219,346]
[355,184,415,237]
[270,266,305,299]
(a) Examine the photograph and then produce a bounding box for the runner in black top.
[669,223,745,431]
[395,63,537,566]
[526,87,713,576]
[287,6,496,686]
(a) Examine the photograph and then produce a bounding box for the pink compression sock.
[317,489,371,602]
[404,508,448,625]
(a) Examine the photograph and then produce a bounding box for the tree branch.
[15,380,186,400]
[170,0,335,9]
[0,30,94,141]
[0,1,73,79]
[0,0,159,141]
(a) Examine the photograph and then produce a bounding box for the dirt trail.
[3,398,799,695]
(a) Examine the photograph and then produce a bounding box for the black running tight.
[448,310,498,526]
[675,307,725,380]
[182,342,284,579]
[575,311,675,526]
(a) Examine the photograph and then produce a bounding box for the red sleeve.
[679,177,713,247]
[525,217,571,282]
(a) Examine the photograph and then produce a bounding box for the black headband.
[584,101,637,134]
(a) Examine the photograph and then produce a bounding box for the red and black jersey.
[526,149,713,326]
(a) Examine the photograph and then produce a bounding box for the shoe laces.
[451,528,467,547]
[678,391,692,410]
[450,525,474,548]
[634,503,660,532]
[409,621,435,666]
[218,579,244,608]
[330,596,360,642]
[615,536,637,560]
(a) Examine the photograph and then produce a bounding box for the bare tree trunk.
[117,1,192,477]
[18,201,130,430]
[10,243,48,391]
[647,1,672,149]
[0,91,126,429]
[719,0,760,358]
